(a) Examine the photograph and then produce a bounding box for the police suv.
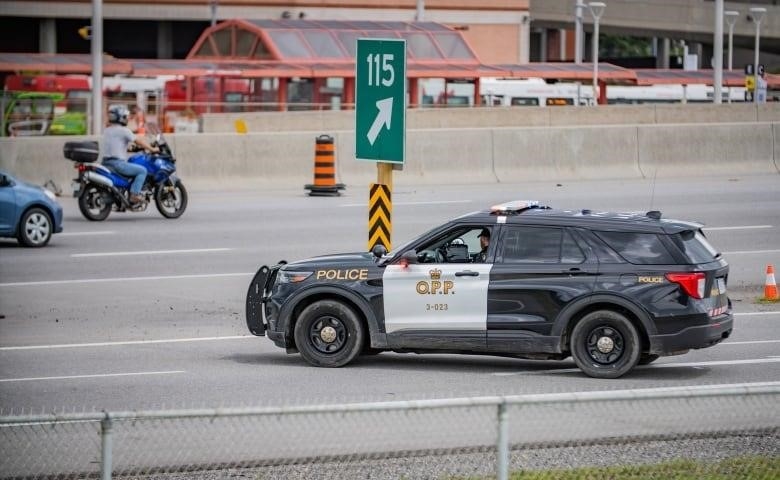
[246,201,732,379]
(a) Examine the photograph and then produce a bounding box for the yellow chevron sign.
[368,183,391,251]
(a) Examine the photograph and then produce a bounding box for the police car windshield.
[386,224,450,258]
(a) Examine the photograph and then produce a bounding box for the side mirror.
[0,174,8,187]
[371,244,387,259]
[401,250,419,265]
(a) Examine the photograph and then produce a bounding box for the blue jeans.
[102,158,147,195]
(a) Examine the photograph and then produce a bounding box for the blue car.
[0,170,63,247]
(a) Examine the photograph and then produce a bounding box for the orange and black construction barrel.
[305,134,345,196]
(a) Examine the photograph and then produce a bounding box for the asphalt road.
[1,174,779,414]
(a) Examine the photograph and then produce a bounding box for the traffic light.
[78,26,91,40]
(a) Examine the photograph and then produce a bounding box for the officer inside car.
[474,227,490,262]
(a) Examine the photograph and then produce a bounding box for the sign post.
[356,38,406,251]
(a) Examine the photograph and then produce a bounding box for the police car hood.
[285,252,377,269]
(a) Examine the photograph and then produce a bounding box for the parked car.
[0,170,63,247]
[246,200,732,379]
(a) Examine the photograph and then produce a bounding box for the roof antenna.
[648,168,657,212]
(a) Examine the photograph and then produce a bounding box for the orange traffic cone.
[764,265,779,300]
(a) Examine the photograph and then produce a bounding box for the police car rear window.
[594,231,676,265]
[669,230,720,264]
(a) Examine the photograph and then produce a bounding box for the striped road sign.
[368,183,391,251]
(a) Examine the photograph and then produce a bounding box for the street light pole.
[575,1,584,64]
[713,0,724,104]
[209,0,218,27]
[724,10,739,71]
[750,7,766,103]
[589,2,606,105]
[724,9,739,104]
[91,0,102,135]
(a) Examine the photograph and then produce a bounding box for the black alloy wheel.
[294,300,364,367]
[571,310,641,379]
[78,185,112,221]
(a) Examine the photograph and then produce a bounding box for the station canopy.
[0,19,778,87]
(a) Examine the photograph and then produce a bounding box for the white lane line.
[493,357,780,376]
[59,231,116,237]
[72,248,232,258]
[0,272,253,288]
[722,249,780,255]
[736,311,780,317]
[705,225,773,231]
[0,371,185,383]
[720,340,780,345]
[341,200,472,207]
[0,336,253,351]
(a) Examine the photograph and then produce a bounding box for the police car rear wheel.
[570,310,640,379]
[294,300,364,368]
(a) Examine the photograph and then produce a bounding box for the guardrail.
[1,383,778,479]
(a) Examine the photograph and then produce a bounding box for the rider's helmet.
[107,104,129,126]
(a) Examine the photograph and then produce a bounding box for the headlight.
[43,188,57,202]
[277,271,313,284]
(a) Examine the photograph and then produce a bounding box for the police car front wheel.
[294,300,365,368]
[570,310,641,379]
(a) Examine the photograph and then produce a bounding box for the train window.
[546,97,574,106]
[510,97,540,106]
[446,95,470,107]
[481,95,504,106]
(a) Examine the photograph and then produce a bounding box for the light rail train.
[422,78,749,107]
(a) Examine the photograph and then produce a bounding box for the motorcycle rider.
[102,104,158,204]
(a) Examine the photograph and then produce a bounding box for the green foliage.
[599,35,653,58]
[505,456,780,480]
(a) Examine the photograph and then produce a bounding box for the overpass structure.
[530,0,780,69]
[1,0,779,69]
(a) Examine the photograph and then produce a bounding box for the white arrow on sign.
[366,97,393,146]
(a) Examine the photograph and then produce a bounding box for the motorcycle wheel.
[78,184,112,221]
[155,180,188,219]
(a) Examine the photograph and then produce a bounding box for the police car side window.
[500,226,584,264]
[594,231,676,265]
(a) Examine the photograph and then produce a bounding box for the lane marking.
[1,336,776,354]
[735,311,780,317]
[0,272,253,288]
[493,357,780,377]
[0,336,253,351]
[0,371,185,383]
[59,231,116,237]
[341,200,472,207]
[705,225,773,231]
[719,339,780,345]
[72,248,232,258]
[722,249,780,255]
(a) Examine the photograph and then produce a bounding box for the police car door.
[383,227,492,350]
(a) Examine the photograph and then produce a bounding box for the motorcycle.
[64,130,187,221]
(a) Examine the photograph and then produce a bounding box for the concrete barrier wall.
[636,123,776,177]
[1,122,778,192]
[202,103,780,133]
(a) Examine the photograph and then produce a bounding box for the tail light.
[77,164,86,172]
[665,272,706,299]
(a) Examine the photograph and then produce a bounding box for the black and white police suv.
[246,200,732,379]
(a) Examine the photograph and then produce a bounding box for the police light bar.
[490,200,540,214]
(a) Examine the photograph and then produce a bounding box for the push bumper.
[245,266,271,336]
[649,313,733,355]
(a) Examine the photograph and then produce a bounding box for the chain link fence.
[1,383,778,480]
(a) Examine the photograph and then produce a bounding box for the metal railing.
[1,383,778,479]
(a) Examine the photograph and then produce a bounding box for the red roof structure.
[1,19,778,90]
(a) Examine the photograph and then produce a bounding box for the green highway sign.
[355,38,406,164]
